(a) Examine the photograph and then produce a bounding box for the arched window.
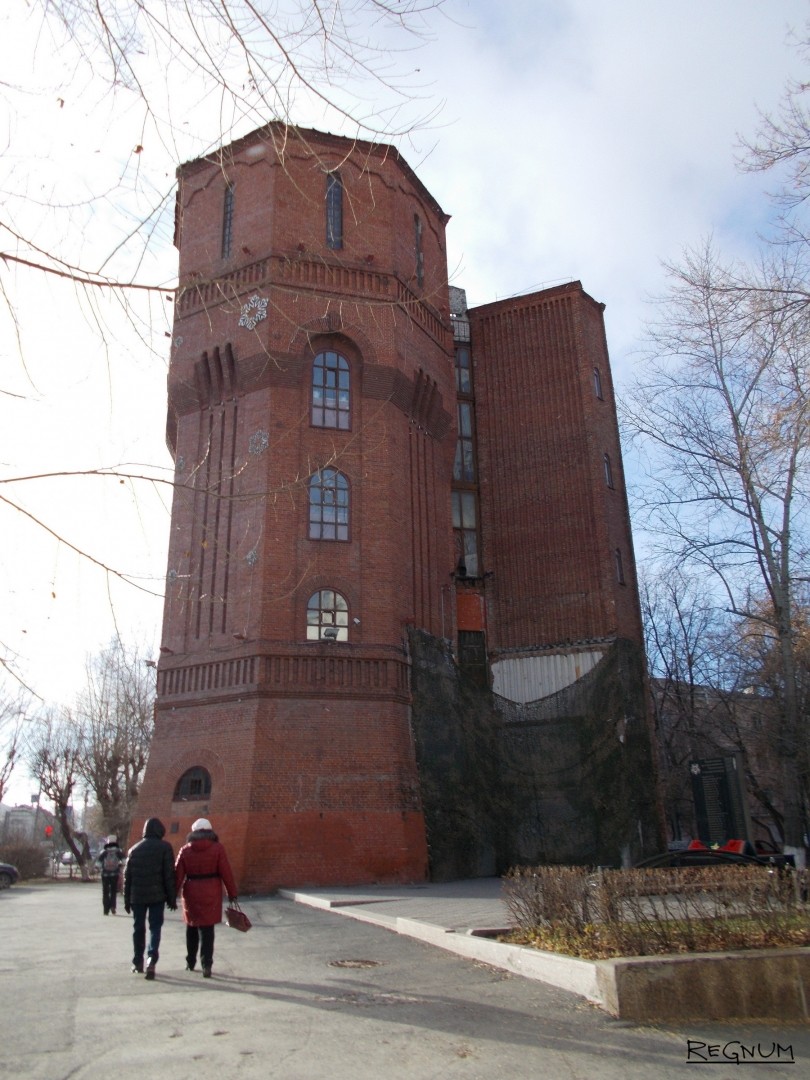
[309,469,349,540]
[312,351,350,429]
[414,213,424,287]
[221,181,234,259]
[306,589,349,641]
[614,548,626,585]
[603,452,614,488]
[326,172,343,249]
[173,766,212,801]
[593,366,604,399]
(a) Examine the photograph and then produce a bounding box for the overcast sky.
[1,0,808,803]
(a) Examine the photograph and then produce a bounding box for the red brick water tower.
[134,123,648,887]
[136,124,455,888]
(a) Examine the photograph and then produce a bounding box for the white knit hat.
[191,818,212,831]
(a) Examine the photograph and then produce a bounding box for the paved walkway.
[280,877,512,933]
[2,879,808,1079]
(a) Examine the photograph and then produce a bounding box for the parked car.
[0,862,20,888]
[635,839,795,870]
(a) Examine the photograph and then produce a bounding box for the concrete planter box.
[595,947,810,1022]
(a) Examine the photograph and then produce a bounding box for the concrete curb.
[394,916,601,1003]
[279,888,601,1003]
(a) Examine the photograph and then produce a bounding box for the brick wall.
[469,282,643,653]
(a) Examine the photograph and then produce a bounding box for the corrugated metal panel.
[491,649,606,704]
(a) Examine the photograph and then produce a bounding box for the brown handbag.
[225,900,251,933]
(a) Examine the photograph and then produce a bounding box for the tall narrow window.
[458,630,489,689]
[414,213,424,287]
[306,589,349,641]
[452,491,479,576]
[593,366,603,399]
[603,453,614,488]
[221,181,234,259]
[309,469,349,540]
[455,346,472,394]
[454,402,476,482]
[614,547,626,585]
[326,172,343,249]
[312,351,350,429]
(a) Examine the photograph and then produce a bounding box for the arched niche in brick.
[290,317,378,369]
[172,765,213,802]
[169,749,227,807]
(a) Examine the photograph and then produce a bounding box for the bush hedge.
[0,842,50,880]
[502,864,810,959]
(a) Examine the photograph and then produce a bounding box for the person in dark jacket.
[124,817,176,980]
[95,834,124,916]
[175,817,238,978]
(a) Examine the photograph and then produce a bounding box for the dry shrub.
[502,864,810,959]
[0,842,49,880]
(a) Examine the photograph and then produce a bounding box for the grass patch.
[505,914,810,960]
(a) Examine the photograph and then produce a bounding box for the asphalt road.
[1,880,807,1079]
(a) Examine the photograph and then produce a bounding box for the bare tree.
[1,1,448,693]
[5,1,446,296]
[75,639,155,840]
[624,240,810,858]
[739,31,810,220]
[0,688,30,805]
[25,708,90,877]
[641,569,789,846]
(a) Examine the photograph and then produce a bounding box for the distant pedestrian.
[175,817,238,978]
[95,835,124,915]
[123,817,177,980]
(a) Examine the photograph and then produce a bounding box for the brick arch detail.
[288,318,378,368]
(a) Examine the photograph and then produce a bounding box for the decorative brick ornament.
[249,430,269,456]
[238,294,268,331]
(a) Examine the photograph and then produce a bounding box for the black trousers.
[186,925,215,967]
[101,874,118,914]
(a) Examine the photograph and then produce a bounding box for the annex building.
[134,123,660,890]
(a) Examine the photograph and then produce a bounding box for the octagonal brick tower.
[135,124,456,889]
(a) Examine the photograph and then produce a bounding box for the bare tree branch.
[624,240,810,848]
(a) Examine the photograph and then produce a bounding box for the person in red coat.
[174,817,238,978]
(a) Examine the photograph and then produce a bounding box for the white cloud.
[410,0,807,369]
